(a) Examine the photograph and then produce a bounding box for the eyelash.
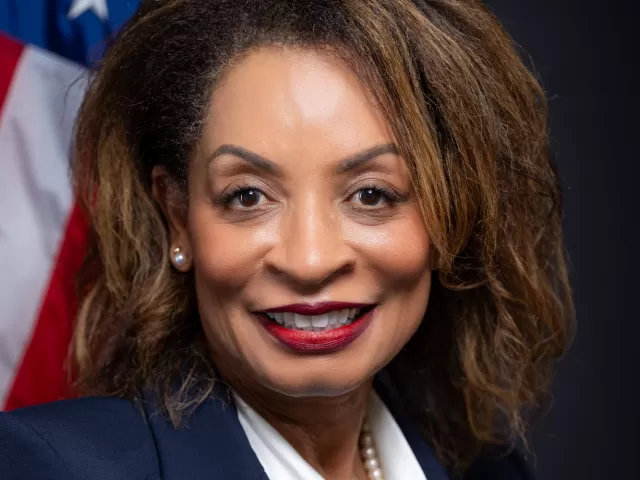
[353,184,404,205]
[218,184,405,208]
[218,184,260,206]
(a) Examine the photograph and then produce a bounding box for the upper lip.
[258,302,374,315]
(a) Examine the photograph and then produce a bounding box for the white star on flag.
[67,0,110,21]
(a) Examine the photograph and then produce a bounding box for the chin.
[257,363,373,399]
[275,383,362,398]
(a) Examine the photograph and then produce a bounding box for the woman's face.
[183,47,432,397]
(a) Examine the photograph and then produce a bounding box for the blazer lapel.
[143,386,268,480]
[374,375,452,480]
[143,378,450,480]
[393,414,452,480]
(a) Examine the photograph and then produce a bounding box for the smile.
[263,308,364,332]
[256,302,377,353]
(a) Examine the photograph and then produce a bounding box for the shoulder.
[465,449,534,480]
[373,376,534,480]
[0,396,160,480]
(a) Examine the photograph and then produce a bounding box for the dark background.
[487,1,639,478]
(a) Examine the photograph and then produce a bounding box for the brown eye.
[357,188,383,206]
[238,189,261,207]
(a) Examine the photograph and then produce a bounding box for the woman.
[0,0,574,479]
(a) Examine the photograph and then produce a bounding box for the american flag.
[0,0,140,410]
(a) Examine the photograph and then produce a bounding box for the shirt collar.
[142,380,450,480]
[234,389,432,480]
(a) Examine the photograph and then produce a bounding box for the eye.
[236,189,262,207]
[223,187,269,208]
[356,188,384,206]
[350,186,400,207]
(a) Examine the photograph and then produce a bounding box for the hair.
[71,0,575,474]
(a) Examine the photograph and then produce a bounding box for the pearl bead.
[368,468,384,480]
[360,434,374,447]
[173,252,186,267]
[361,446,376,459]
[359,418,383,480]
[364,457,379,471]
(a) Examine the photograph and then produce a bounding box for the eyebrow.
[206,142,399,174]
[335,143,399,173]
[206,144,282,175]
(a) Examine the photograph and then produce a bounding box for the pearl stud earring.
[171,246,187,268]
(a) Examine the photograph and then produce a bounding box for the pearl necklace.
[359,419,384,480]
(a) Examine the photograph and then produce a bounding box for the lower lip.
[258,308,375,353]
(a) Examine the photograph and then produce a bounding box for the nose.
[264,198,355,288]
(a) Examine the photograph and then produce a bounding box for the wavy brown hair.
[71,0,575,474]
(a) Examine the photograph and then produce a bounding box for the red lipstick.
[256,302,376,354]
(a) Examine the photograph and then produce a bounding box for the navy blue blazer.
[0,386,533,480]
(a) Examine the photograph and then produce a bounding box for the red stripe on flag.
[4,204,88,410]
[0,34,24,113]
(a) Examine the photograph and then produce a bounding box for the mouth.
[254,302,377,353]
[261,306,373,332]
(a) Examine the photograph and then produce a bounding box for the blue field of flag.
[0,0,140,65]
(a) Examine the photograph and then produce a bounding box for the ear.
[151,166,193,271]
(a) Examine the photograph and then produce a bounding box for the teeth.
[311,314,329,330]
[284,312,295,328]
[293,314,312,329]
[264,308,364,331]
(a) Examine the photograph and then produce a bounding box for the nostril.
[264,239,356,288]
[265,260,355,289]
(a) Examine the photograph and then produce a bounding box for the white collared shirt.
[234,391,427,480]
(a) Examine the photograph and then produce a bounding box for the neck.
[232,378,374,480]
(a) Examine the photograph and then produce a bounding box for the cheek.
[187,202,279,288]
[346,209,432,348]
[346,210,431,285]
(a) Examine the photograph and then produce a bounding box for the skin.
[153,47,432,480]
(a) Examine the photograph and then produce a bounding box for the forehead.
[201,46,394,162]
